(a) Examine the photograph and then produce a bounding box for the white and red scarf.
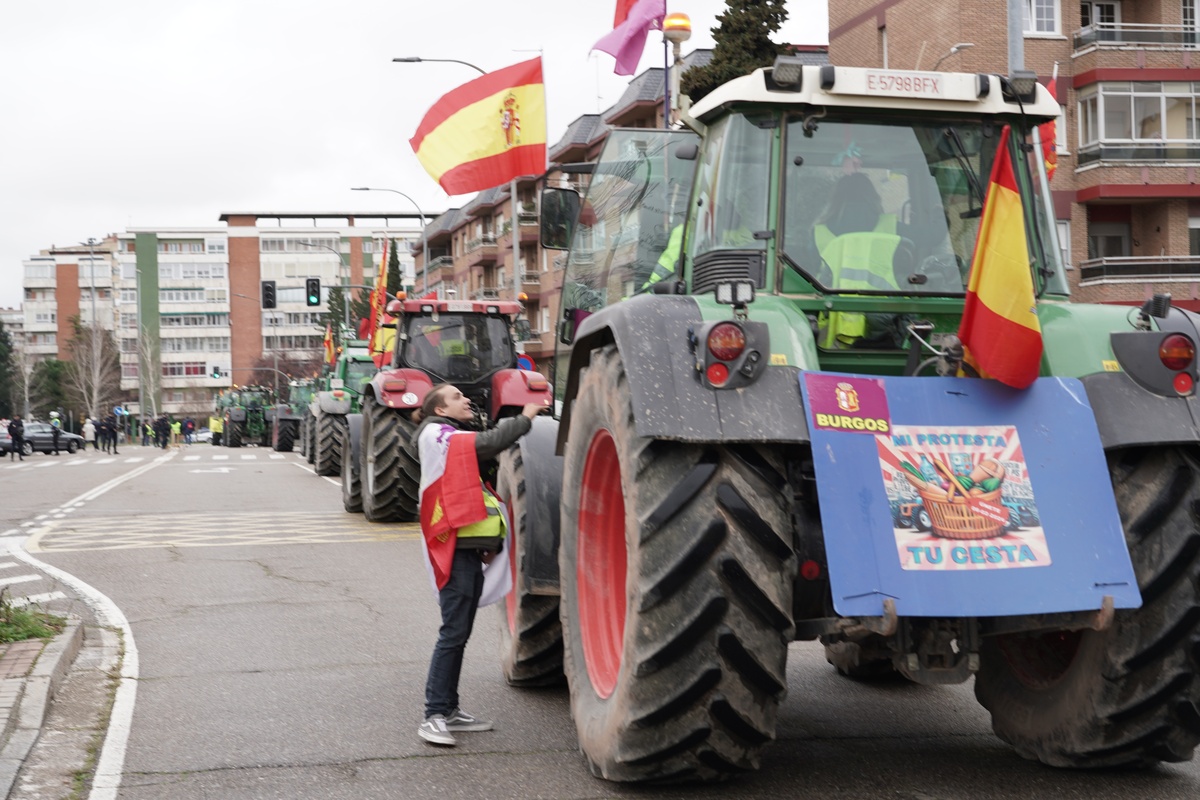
[417,422,512,604]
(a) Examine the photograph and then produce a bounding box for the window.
[122,364,139,378]
[1057,220,1072,268]
[205,239,227,254]
[161,362,207,377]
[33,312,56,324]
[119,289,137,303]
[1023,0,1059,33]
[160,289,207,303]
[1080,1,1119,29]
[1077,82,1200,146]
[161,314,229,327]
[24,263,54,280]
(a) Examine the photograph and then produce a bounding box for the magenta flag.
[592,0,666,76]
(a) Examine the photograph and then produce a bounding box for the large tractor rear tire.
[975,446,1200,768]
[559,345,796,782]
[226,422,243,448]
[342,431,362,513]
[496,445,563,687]
[275,421,296,452]
[304,412,317,464]
[360,395,420,523]
[314,414,346,477]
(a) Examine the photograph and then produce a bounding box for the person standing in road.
[49,414,62,456]
[83,418,97,451]
[412,383,547,747]
[7,416,25,461]
[105,415,120,455]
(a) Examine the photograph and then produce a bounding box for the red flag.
[1040,79,1058,181]
[419,432,487,589]
[614,0,637,26]
[410,58,546,196]
[958,126,1043,389]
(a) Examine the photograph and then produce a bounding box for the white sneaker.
[445,708,494,732]
[418,714,456,746]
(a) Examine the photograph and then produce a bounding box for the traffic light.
[305,278,321,307]
[211,367,222,379]
[261,280,277,309]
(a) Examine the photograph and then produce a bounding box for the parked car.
[0,427,17,456]
[21,422,86,455]
[194,427,213,444]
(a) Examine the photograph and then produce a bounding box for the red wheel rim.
[577,428,626,698]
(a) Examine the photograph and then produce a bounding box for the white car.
[193,428,213,444]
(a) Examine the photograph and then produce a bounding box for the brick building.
[21,214,424,420]
[830,0,1200,309]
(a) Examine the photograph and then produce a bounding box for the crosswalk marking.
[26,513,418,553]
[10,592,67,608]
[183,456,200,461]
[96,458,114,464]
[213,455,228,461]
[269,454,285,460]
[240,455,256,460]
[0,574,42,587]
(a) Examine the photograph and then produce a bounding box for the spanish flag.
[367,238,389,351]
[410,57,546,196]
[958,126,1043,389]
[1040,79,1058,181]
[323,323,335,365]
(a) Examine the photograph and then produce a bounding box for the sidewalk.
[0,620,83,795]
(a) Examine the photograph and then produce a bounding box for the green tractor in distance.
[216,386,273,448]
[307,342,378,476]
[271,378,315,453]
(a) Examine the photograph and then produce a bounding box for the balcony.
[1077,142,1200,166]
[1079,255,1200,283]
[472,286,501,300]
[465,234,498,266]
[1074,23,1200,52]
[424,255,455,282]
[521,272,541,284]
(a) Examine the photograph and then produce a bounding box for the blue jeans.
[424,548,484,719]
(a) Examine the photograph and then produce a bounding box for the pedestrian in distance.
[105,415,120,455]
[49,413,61,456]
[7,416,25,461]
[412,383,548,747]
[83,418,97,451]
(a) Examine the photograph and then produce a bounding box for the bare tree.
[138,322,162,419]
[65,316,121,420]
[11,343,36,419]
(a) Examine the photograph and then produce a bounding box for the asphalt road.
[3,444,1200,799]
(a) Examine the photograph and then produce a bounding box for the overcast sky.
[0,1,828,309]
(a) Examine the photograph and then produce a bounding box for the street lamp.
[351,187,429,294]
[392,56,486,75]
[932,43,975,71]
[294,240,350,332]
[81,237,101,421]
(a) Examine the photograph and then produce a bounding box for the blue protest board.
[800,373,1140,619]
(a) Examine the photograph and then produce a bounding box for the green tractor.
[216,386,273,448]
[271,379,315,453]
[307,343,378,476]
[502,60,1200,782]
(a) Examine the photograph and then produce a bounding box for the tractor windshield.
[782,116,1010,296]
[344,360,376,387]
[402,314,514,384]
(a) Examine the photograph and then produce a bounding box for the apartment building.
[22,214,424,419]
[830,0,1200,310]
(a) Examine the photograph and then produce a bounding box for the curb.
[0,617,84,797]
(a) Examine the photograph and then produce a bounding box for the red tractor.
[349,296,551,521]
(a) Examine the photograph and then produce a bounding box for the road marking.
[0,574,41,587]
[125,458,143,463]
[182,456,200,462]
[240,455,256,460]
[66,459,88,466]
[9,591,67,608]
[96,459,114,464]
[189,467,235,474]
[34,461,57,468]
[269,454,285,460]
[213,455,228,461]
[25,513,417,552]
[0,562,18,569]
[5,547,137,800]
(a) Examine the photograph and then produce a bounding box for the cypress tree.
[681,0,788,104]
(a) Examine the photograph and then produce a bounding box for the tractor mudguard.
[317,391,352,415]
[515,415,564,593]
[557,294,810,454]
[1082,370,1200,449]
[801,373,1141,620]
[489,369,552,420]
[345,413,363,468]
[227,408,246,423]
[365,368,434,411]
